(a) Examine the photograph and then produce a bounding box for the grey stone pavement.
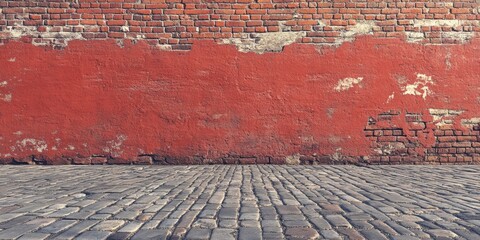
[0,165,478,240]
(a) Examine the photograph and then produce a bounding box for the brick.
[437,136,456,142]
[457,136,476,141]
[239,158,256,164]
[378,136,396,142]
[107,20,126,26]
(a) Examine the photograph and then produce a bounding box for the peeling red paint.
[0,36,479,162]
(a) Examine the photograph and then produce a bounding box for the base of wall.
[2,154,480,165]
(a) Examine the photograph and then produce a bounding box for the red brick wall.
[1,0,479,48]
[0,0,479,164]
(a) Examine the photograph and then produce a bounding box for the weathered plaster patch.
[406,32,426,43]
[13,131,22,136]
[4,26,84,47]
[103,134,127,157]
[3,25,149,48]
[407,20,479,43]
[8,58,15,62]
[386,93,395,103]
[331,148,343,161]
[16,138,48,153]
[374,142,405,155]
[401,74,434,99]
[285,154,301,165]
[445,51,452,70]
[413,20,480,28]
[337,21,376,45]
[326,108,335,118]
[428,108,464,118]
[328,136,342,144]
[221,32,305,53]
[0,93,12,102]
[334,77,364,92]
[300,136,314,143]
[461,118,480,126]
[441,32,475,44]
[413,20,465,27]
[428,108,464,126]
[0,81,7,87]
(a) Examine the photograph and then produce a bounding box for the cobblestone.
[0,165,478,239]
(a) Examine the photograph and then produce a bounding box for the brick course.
[1,0,479,49]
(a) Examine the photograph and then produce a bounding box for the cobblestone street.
[0,165,478,240]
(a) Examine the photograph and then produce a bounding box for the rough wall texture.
[0,0,479,165]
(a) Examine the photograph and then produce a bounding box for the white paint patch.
[13,131,22,135]
[212,114,225,120]
[103,134,127,157]
[401,73,434,99]
[334,77,364,92]
[0,81,7,87]
[1,94,12,102]
[16,138,48,153]
[8,58,16,62]
[386,93,395,103]
[67,145,75,150]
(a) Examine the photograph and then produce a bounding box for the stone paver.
[0,165,478,239]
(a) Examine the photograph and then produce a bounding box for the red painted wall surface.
[1,37,479,164]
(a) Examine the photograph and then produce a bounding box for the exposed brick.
[239,158,256,164]
[72,157,92,165]
[135,156,153,164]
[1,1,475,49]
[437,136,456,142]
